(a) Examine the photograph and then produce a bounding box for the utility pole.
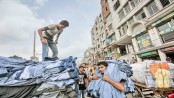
[30,31,39,62]
[33,31,36,58]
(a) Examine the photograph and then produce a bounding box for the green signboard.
[138,51,158,58]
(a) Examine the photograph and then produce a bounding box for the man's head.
[166,57,172,63]
[79,66,84,73]
[59,20,69,29]
[93,64,97,69]
[97,61,108,73]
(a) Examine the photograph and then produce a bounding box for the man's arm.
[103,75,125,92]
[55,33,61,44]
[38,27,47,44]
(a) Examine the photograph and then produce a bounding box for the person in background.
[131,57,137,64]
[166,57,174,68]
[166,57,173,63]
[78,66,88,98]
[88,64,98,80]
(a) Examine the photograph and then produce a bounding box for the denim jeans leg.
[42,44,49,61]
[79,90,85,98]
[48,43,58,58]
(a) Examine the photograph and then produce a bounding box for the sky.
[0,0,101,61]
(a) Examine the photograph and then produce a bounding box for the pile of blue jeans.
[0,56,79,98]
[87,60,135,98]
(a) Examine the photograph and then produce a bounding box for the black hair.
[97,61,108,67]
[59,20,69,27]
[166,57,172,61]
[93,64,97,66]
[79,66,84,69]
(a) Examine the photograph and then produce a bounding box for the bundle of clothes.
[0,56,79,98]
[87,59,135,98]
[130,60,174,88]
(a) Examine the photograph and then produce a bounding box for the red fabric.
[168,93,174,98]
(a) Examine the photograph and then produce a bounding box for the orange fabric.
[150,63,170,75]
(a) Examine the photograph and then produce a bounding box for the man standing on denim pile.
[38,20,69,61]
[78,66,88,98]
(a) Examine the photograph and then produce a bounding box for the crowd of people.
[78,62,126,98]
[77,56,174,98]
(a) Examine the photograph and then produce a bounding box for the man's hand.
[103,75,110,81]
[92,75,100,80]
[55,40,58,44]
[41,38,47,44]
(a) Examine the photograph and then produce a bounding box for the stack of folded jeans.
[0,56,79,98]
[87,60,135,98]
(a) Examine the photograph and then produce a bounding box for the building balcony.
[116,34,132,45]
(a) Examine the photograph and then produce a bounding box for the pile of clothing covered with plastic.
[0,56,79,98]
[87,59,134,98]
[131,60,174,88]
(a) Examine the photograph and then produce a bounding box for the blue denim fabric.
[47,79,75,87]
[87,60,135,98]
[42,44,49,61]
[79,90,85,98]
[0,56,79,87]
[42,43,58,61]
[117,59,133,77]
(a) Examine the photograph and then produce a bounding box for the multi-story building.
[82,47,95,65]
[91,13,108,63]
[107,0,174,62]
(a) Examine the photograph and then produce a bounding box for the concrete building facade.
[82,47,94,65]
[106,0,174,62]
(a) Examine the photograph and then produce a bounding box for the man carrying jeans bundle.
[38,20,69,61]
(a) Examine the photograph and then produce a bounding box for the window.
[119,27,125,36]
[101,26,103,30]
[125,3,131,14]
[158,22,170,31]
[122,23,128,34]
[132,0,143,6]
[103,40,105,45]
[113,1,120,11]
[128,18,134,24]
[97,38,99,42]
[157,19,174,43]
[129,0,143,9]
[136,10,146,20]
[109,33,116,42]
[96,27,98,31]
[130,0,135,8]
[98,45,100,49]
[160,0,170,7]
[119,45,127,56]
[108,23,113,31]
[170,18,174,26]
[147,1,159,16]
[136,33,153,50]
[119,10,125,20]
[157,19,174,31]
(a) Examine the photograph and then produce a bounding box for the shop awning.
[138,51,158,58]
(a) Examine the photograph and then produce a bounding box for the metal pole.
[33,31,36,57]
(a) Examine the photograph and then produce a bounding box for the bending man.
[38,20,69,61]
